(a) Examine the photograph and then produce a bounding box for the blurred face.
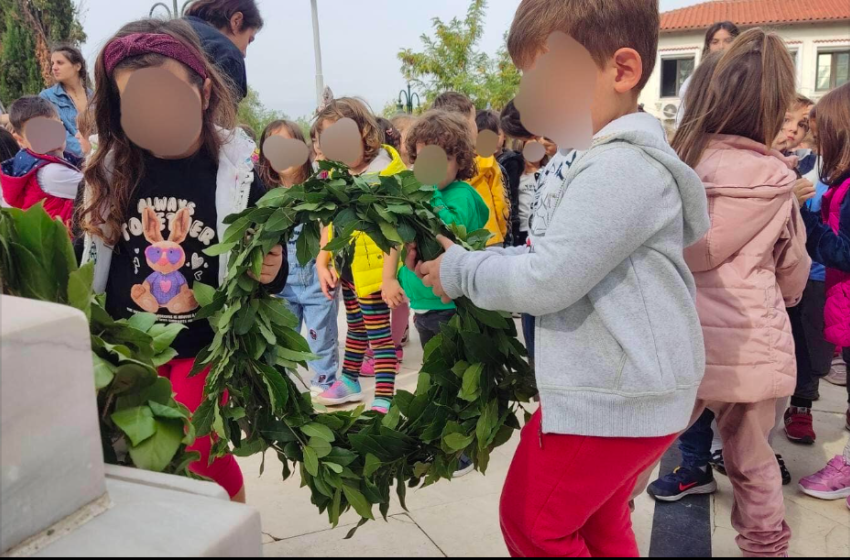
[709,29,735,53]
[16,115,66,155]
[417,141,458,189]
[52,52,81,85]
[270,126,302,182]
[539,137,558,157]
[221,12,258,57]
[782,104,813,151]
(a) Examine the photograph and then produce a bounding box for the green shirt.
[399,181,490,311]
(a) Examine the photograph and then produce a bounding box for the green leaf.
[378,220,403,244]
[382,405,401,430]
[265,208,295,232]
[203,242,237,257]
[127,418,184,472]
[324,462,344,474]
[193,282,217,307]
[387,203,414,215]
[309,437,332,459]
[443,433,474,451]
[397,222,416,243]
[148,401,187,420]
[251,247,264,279]
[363,453,382,478]
[222,216,252,244]
[459,363,484,402]
[256,188,289,208]
[234,303,257,336]
[330,489,342,527]
[342,485,374,520]
[93,354,116,390]
[111,406,156,447]
[259,299,299,329]
[193,399,216,436]
[476,399,500,450]
[151,347,179,368]
[301,422,335,442]
[148,323,185,353]
[127,313,158,332]
[116,377,173,408]
[67,261,94,317]
[231,438,265,457]
[303,446,320,477]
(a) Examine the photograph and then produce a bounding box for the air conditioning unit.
[662,100,681,120]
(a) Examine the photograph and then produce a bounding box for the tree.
[236,86,312,141]
[397,0,519,111]
[0,0,86,104]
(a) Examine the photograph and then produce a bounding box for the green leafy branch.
[0,205,198,475]
[194,160,536,533]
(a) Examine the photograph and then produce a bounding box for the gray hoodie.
[440,112,711,438]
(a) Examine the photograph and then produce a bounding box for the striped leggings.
[341,279,398,400]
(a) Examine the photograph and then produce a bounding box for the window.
[660,57,695,98]
[817,50,850,91]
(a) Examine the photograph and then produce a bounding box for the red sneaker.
[784,407,816,445]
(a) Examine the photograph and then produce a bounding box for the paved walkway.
[237,314,850,557]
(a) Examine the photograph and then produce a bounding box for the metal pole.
[310,0,325,108]
[173,0,179,16]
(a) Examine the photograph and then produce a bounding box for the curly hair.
[405,110,478,182]
[313,97,382,167]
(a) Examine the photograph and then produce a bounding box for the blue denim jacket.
[39,84,92,158]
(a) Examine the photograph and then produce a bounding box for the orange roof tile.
[661,0,850,32]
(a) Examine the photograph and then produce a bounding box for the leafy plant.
[0,205,198,474]
[194,161,536,533]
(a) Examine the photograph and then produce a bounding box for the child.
[646,30,810,556]
[0,127,18,164]
[381,109,489,347]
[79,18,287,503]
[797,82,850,509]
[479,109,522,248]
[0,96,83,225]
[258,119,339,396]
[390,113,416,168]
[313,98,405,414]
[414,0,710,555]
[433,92,508,247]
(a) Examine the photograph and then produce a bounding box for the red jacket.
[0,149,81,226]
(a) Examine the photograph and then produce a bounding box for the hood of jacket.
[685,134,798,272]
[593,112,710,247]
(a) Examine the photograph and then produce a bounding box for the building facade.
[640,0,850,125]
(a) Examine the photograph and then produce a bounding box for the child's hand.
[793,178,815,206]
[382,279,406,309]
[248,245,284,284]
[317,262,338,300]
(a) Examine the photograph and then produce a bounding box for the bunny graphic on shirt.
[131,206,199,314]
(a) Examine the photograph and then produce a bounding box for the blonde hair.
[314,97,382,166]
[672,28,796,168]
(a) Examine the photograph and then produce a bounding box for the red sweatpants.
[500,410,676,557]
[158,358,244,498]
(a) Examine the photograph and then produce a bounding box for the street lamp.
[150,0,193,18]
[310,0,325,109]
[397,83,421,114]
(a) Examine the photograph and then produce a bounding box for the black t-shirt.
[105,149,273,357]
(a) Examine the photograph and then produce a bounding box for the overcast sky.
[76,0,704,119]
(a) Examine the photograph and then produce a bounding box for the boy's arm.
[38,164,83,200]
[381,248,405,308]
[439,151,671,316]
[430,188,466,227]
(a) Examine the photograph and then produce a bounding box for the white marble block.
[1,296,106,553]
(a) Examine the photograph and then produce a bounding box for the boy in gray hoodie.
[414,0,710,556]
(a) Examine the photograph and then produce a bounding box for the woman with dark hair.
[184,0,264,104]
[675,21,740,128]
[39,45,92,157]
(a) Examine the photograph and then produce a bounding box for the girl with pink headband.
[79,18,288,503]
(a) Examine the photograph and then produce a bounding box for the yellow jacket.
[345,145,407,297]
[470,156,509,246]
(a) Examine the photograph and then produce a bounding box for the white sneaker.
[825,358,848,386]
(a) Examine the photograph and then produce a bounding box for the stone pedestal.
[1,296,261,557]
[1,296,106,553]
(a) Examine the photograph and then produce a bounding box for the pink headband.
[104,33,208,79]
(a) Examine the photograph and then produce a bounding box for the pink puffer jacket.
[821,178,850,346]
[684,135,810,403]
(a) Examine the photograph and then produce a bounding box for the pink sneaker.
[360,350,375,377]
[798,456,850,500]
